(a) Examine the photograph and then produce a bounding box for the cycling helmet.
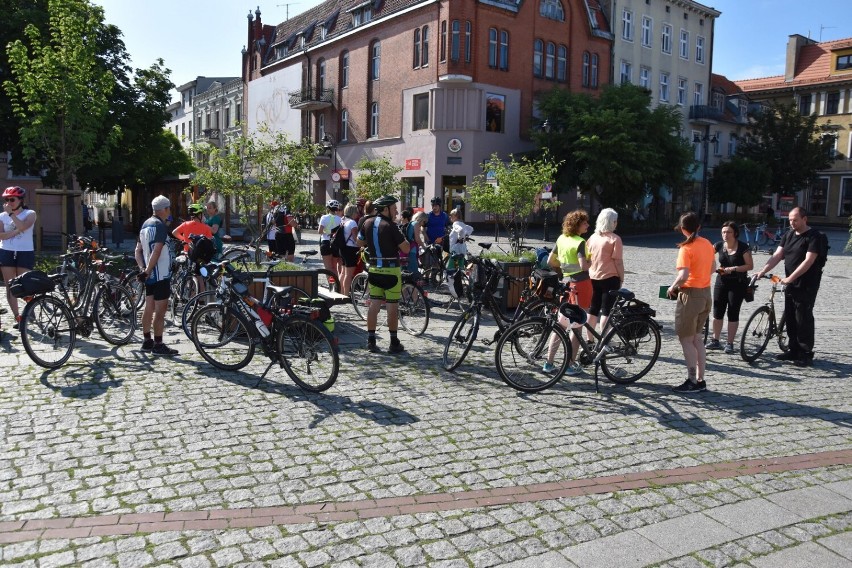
[430,196,442,206]
[559,303,588,329]
[326,199,342,210]
[372,194,398,209]
[3,186,26,200]
[188,203,205,216]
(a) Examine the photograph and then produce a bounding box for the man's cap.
[152,195,171,211]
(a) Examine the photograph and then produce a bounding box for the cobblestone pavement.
[0,228,850,566]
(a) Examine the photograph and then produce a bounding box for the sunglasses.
[4,198,18,203]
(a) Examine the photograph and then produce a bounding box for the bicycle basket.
[8,270,55,298]
[529,269,561,300]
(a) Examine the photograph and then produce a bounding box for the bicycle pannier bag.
[8,270,55,298]
[188,234,216,264]
[530,269,560,300]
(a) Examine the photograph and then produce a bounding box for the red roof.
[736,36,852,92]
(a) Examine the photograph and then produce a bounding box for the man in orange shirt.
[172,203,213,252]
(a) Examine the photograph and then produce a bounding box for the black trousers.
[784,285,818,356]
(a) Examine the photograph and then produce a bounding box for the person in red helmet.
[0,186,36,330]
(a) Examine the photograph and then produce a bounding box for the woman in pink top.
[586,208,624,335]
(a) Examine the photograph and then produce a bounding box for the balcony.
[201,128,221,145]
[288,87,334,110]
[688,105,722,124]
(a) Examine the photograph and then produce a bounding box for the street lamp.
[693,128,718,223]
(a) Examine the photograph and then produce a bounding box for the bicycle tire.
[519,297,560,320]
[182,289,217,340]
[350,272,370,320]
[777,313,789,353]
[599,319,661,384]
[20,295,76,369]
[276,316,339,392]
[740,306,772,363]
[169,273,199,325]
[399,282,430,336]
[191,304,255,370]
[495,317,569,393]
[93,282,137,345]
[120,269,146,311]
[221,247,252,271]
[442,309,479,371]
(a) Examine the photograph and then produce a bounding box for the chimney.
[785,34,815,82]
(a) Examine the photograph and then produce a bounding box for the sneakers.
[705,338,722,350]
[12,315,22,330]
[542,362,558,374]
[673,379,707,393]
[366,340,380,353]
[152,343,178,357]
[564,362,583,376]
[793,352,814,367]
[723,343,736,355]
[141,338,154,352]
[777,351,799,361]
[388,341,405,354]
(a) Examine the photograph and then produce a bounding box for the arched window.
[488,28,497,67]
[451,20,460,61]
[582,51,590,86]
[533,40,543,77]
[499,30,509,70]
[413,28,421,68]
[340,51,349,88]
[557,45,567,82]
[370,41,381,80]
[545,42,555,79]
[540,0,564,21]
[591,53,599,87]
[422,25,430,66]
[341,109,349,142]
[370,102,379,138]
[464,21,472,63]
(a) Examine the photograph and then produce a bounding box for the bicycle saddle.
[302,250,318,256]
[480,243,493,250]
[611,288,635,300]
[266,284,293,295]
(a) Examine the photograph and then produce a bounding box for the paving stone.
[704,498,802,536]
[751,541,851,568]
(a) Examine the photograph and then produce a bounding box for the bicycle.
[350,262,431,336]
[494,287,662,393]
[741,223,758,254]
[739,274,789,363]
[417,242,472,311]
[189,263,339,392]
[755,221,787,252]
[16,254,138,369]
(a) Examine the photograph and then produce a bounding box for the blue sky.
[93,0,850,101]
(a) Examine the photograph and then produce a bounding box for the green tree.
[466,151,561,256]
[534,83,693,210]
[349,155,407,201]
[737,101,835,196]
[708,156,771,212]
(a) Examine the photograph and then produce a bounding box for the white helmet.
[326,199,342,210]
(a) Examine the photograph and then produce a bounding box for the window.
[224,107,230,129]
[798,93,812,115]
[659,72,669,102]
[591,53,599,87]
[499,30,509,70]
[341,51,349,88]
[413,93,429,131]
[807,178,829,217]
[677,78,687,105]
[181,122,185,138]
[557,45,567,82]
[488,28,497,67]
[838,55,852,70]
[713,131,721,156]
[639,66,650,88]
[440,21,447,62]
[693,82,703,105]
[413,29,421,68]
[696,36,705,64]
[533,40,543,77]
[728,133,737,156]
[370,41,381,80]
[545,42,555,79]
[661,24,672,54]
[370,102,379,138]
[317,59,326,91]
[582,51,590,87]
[485,93,505,133]
[826,92,840,114]
[451,20,460,61]
[680,30,689,59]
[464,21,471,63]
[840,178,852,217]
[540,0,564,21]
[620,61,632,84]
[641,16,652,47]
[341,109,349,142]
[423,25,430,66]
[622,9,633,41]
[188,122,192,139]
[739,99,748,118]
[712,91,724,111]
[318,114,325,141]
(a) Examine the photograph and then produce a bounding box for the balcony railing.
[288,87,334,110]
[688,105,723,123]
[202,128,221,140]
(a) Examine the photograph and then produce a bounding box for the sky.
[93,0,851,102]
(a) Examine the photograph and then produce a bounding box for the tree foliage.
[708,156,771,209]
[349,155,407,201]
[467,151,561,255]
[534,83,693,209]
[736,101,835,196]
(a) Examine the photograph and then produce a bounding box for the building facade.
[735,34,852,226]
[166,76,240,149]
[243,0,612,218]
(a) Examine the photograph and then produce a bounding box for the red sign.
[334,169,350,180]
[405,159,421,170]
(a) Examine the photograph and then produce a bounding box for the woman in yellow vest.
[544,209,592,376]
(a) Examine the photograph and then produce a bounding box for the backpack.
[188,234,216,264]
[329,220,347,256]
[815,231,830,271]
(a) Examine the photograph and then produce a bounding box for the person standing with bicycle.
[586,208,624,338]
[0,186,36,330]
[707,221,753,354]
[356,195,410,354]
[135,195,178,357]
[756,207,821,367]
[667,212,715,392]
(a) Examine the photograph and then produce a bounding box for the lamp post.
[321,133,338,198]
[693,127,718,223]
[539,119,554,242]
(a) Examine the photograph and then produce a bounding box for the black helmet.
[430,196,442,206]
[373,195,398,209]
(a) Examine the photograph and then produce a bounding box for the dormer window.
[350,2,373,27]
[320,26,327,40]
[837,54,852,71]
[540,0,564,22]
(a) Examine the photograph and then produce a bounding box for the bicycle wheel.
[600,319,661,384]
[776,313,789,353]
[191,304,255,370]
[399,282,430,336]
[519,297,560,320]
[350,272,370,320]
[495,318,569,393]
[121,270,146,311]
[276,317,339,392]
[93,282,137,345]
[182,289,217,340]
[442,309,479,371]
[221,247,252,271]
[169,275,199,325]
[20,295,76,369]
[740,306,772,363]
[57,266,84,310]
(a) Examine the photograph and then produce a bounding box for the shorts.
[145,278,171,301]
[320,240,332,256]
[566,278,593,310]
[277,233,296,256]
[674,286,712,338]
[341,246,359,268]
[589,276,621,317]
[368,266,401,302]
[0,249,35,270]
[267,238,279,255]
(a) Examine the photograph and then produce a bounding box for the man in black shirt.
[757,207,822,366]
[357,195,410,354]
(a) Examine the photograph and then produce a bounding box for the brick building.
[243,1,612,219]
